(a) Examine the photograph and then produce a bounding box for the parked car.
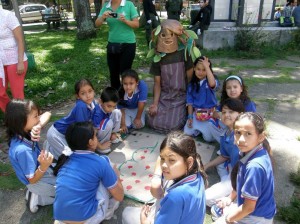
[18,4,46,23]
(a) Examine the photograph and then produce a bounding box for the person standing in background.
[0,8,28,112]
[141,0,160,45]
[165,0,183,21]
[95,0,139,90]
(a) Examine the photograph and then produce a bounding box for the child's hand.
[120,124,128,134]
[187,118,193,128]
[140,204,152,224]
[133,118,142,129]
[200,56,210,69]
[148,104,158,116]
[38,150,53,171]
[216,197,232,209]
[31,124,42,142]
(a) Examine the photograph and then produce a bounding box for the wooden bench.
[41,13,69,30]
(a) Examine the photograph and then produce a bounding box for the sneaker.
[211,204,223,221]
[97,148,111,154]
[27,191,39,213]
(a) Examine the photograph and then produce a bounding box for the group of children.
[4,55,276,223]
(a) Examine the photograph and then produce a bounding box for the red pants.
[0,61,28,112]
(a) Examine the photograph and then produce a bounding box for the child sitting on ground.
[118,69,148,134]
[212,113,276,223]
[5,99,55,213]
[122,131,208,224]
[209,74,256,143]
[53,121,124,223]
[204,98,244,207]
[184,56,219,142]
[47,78,101,160]
[97,87,122,154]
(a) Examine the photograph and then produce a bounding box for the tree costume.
[147,19,200,133]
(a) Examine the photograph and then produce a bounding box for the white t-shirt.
[0,8,27,66]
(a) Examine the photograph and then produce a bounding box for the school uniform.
[236,144,276,223]
[209,99,257,144]
[9,136,55,206]
[47,99,101,160]
[205,130,239,207]
[118,80,148,129]
[155,173,206,224]
[97,104,121,144]
[184,78,219,142]
[54,151,118,222]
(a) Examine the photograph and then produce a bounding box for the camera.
[109,12,118,18]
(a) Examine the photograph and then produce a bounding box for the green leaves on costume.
[185,30,198,39]
[147,26,201,63]
[192,46,201,58]
[154,54,161,63]
[154,25,161,36]
[147,48,155,58]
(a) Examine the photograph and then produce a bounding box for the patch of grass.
[277,164,300,223]
[0,163,24,190]
[24,26,149,108]
[31,206,53,224]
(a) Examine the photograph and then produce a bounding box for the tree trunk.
[73,0,96,40]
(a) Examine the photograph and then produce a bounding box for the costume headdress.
[147,19,201,62]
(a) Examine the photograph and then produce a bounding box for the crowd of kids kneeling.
[4,56,276,224]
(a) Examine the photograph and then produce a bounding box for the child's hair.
[101,87,119,103]
[190,56,217,93]
[53,121,95,176]
[220,98,245,113]
[121,69,139,82]
[160,131,208,187]
[220,74,250,106]
[74,78,94,95]
[119,69,140,98]
[5,99,40,145]
[234,112,272,156]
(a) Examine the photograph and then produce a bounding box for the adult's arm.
[12,26,25,75]
[95,10,110,27]
[148,76,161,116]
[119,16,139,29]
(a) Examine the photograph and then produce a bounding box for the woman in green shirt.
[95,0,139,90]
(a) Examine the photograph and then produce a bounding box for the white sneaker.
[97,148,111,154]
[27,191,39,213]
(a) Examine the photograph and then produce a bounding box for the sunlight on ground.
[52,43,74,50]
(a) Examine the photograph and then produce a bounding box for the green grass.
[277,164,300,223]
[0,163,24,190]
[24,26,149,108]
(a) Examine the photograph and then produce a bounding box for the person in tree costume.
[147,19,201,133]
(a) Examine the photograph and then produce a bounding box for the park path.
[0,56,300,224]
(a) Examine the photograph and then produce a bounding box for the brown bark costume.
[147,20,194,133]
